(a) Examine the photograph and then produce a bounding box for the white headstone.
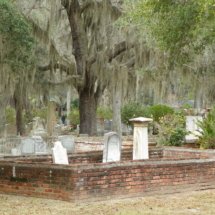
[58,135,75,153]
[185,116,203,143]
[32,136,47,154]
[11,148,21,156]
[20,137,35,155]
[103,132,121,163]
[51,141,69,165]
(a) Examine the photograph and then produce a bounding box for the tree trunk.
[0,91,9,136]
[112,88,122,136]
[23,95,31,123]
[79,86,97,136]
[66,85,71,125]
[14,83,25,136]
[194,84,203,110]
[14,94,24,136]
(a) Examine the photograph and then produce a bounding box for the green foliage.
[121,101,150,126]
[157,113,188,146]
[71,99,79,109]
[197,107,215,149]
[23,108,48,123]
[149,104,174,123]
[68,108,80,128]
[96,106,112,120]
[0,0,36,70]
[122,0,215,63]
[5,107,16,124]
[182,103,193,109]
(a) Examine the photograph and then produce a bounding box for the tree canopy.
[123,0,215,63]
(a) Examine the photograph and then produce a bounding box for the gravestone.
[58,135,75,153]
[20,137,35,155]
[30,117,47,137]
[104,120,112,133]
[103,132,121,163]
[185,116,203,143]
[129,117,153,160]
[11,148,21,156]
[32,136,47,154]
[51,141,69,165]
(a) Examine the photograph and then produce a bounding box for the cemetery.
[2,1,215,212]
[0,116,215,203]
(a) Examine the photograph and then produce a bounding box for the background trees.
[0,0,36,136]
[122,0,215,109]
[2,0,215,137]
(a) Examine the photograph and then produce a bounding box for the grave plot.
[0,147,215,203]
[0,117,214,203]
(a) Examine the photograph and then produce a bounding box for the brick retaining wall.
[0,148,215,202]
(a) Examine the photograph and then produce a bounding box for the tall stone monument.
[129,117,153,160]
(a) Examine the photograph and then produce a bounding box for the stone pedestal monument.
[129,117,153,160]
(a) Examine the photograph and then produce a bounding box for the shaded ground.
[1,189,215,215]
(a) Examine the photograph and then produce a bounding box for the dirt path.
[0,189,215,215]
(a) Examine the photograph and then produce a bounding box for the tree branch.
[38,62,76,75]
[122,57,135,68]
[108,41,134,63]
[48,75,81,85]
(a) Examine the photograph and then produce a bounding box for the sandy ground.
[0,189,215,215]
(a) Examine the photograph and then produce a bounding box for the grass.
[0,189,215,214]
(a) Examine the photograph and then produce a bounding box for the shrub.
[181,103,193,109]
[67,108,80,128]
[121,101,150,126]
[157,113,188,146]
[149,104,174,123]
[197,107,215,149]
[96,106,112,119]
[71,98,79,109]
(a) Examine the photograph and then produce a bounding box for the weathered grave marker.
[20,137,35,155]
[32,136,47,154]
[51,141,69,165]
[104,120,112,133]
[103,132,121,163]
[129,117,153,160]
[185,116,203,143]
[58,135,75,153]
[30,117,47,136]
